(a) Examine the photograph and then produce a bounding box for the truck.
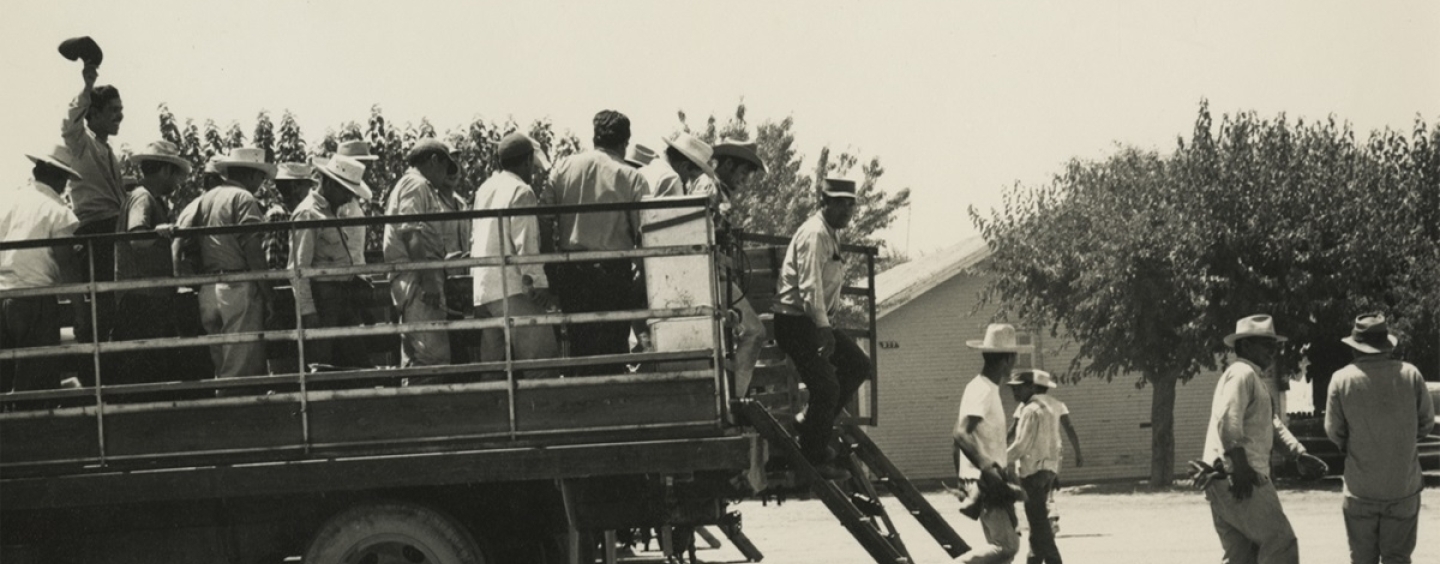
[0,197,965,564]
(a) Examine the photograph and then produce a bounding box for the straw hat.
[131,140,193,175]
[1006,369,1058,389]
[714,139,766,174]
[314,154,373,200]
[1340,312,1397,354]
[822,178,858,199]
[662,133,717,179]
[213,147,277,180]
[336,140,379,162]
[625,143,657,168]
[25,145,83,180]
[1223,314,1289,348]
[966,324,1034,353]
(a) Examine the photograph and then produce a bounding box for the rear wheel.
[304,501,487,564]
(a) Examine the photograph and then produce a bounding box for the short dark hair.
[138,160,179,176]
[982,352,1016,371]
[87,85,121,118]
[499,151,530,170]
[592,110,630,149]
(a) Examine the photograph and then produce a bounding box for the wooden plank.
[0,413,98,465]
[516,377,717,433]
[1,435,755,510]
[105,402,304,457]
[308,388,511,444]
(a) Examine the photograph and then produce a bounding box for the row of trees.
[972,100,1439,486]
[123,102,910,265]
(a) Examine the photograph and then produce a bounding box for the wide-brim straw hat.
[1223,314,1289,348]
[213,147,277,180]
[1006,368,1058,388]
[966,323,1034,353]
[336,140,380,162]
[25,145,83,180]
[131,140,193,175]
[714,139,767,174]
[663,133,717,179]
[1340,312,1398,354]
[315,154,373,200]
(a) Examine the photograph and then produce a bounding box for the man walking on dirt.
[1326,313,1434,564]
[1199,314,1325,564]
[1006,369,1064,564]
[953,323,1029,564]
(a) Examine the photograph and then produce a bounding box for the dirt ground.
[621,475,1440,564]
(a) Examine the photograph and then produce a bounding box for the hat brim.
[662,137,718,180]
[965,340,1035,353]
[317,166,373,200]
[1341,335,1397,354]
[132,154,193,176]
[214,161,277,181]
[1223,332,1289,348]
[26,154,82,180]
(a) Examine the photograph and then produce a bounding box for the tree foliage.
[971,100,1440,485]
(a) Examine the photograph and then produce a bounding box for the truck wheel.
[304,502,487,564]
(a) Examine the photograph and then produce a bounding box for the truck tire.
[304,501,487,564]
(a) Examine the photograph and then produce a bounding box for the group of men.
[952,314,1433,564]
[2,62,877,470]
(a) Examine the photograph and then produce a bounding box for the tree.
[971,100,1440,486]
[275,110,307,164]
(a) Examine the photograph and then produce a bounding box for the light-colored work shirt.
[0,180,80,289]
[471,170,547,306]
[1009,399,1062,477]
[1202,359,1305,478]
[641,159,683,198]
[383,168,447,307]
[1326,357,1435,501]
[772,213,845,328]
[61,87,125,227]
[955,375,1008,480]
[541,148,649,252]
[337,200,368,267]
[185,183,266,273]
[288,191,357,316]
[114,187,173,296]
[437,189,470,276]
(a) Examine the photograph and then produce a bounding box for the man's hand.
[1295,452,1329,481]
[528,287,559,312]
[82,63,98,90]
[1187,459,1225,490]
[1226,449,1258,501]
[817,327,836,359]
[154,223,176,238]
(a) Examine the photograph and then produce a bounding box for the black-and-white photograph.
[2,2,1437,563]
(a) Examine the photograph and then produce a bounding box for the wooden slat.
[516,377,717,433]
[0,414,98,465]
[309,388,511,444]
[105,402,304,457]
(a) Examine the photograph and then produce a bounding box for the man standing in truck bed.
[771,178,869,480]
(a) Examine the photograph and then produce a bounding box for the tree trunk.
[1148,371,1178,487]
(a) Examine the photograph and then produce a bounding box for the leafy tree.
[253,110,275,163]
[275,110,307,163]
[971,100,1440,486]
[224,121,246,150]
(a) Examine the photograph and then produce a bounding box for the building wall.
[867,268,1224,484]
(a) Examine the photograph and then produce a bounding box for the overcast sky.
[3,1,1437,256]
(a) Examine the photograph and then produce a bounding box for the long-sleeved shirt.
[383,168,447,308]
[772,213,845,328]
[61,87,125,227]
[0,180,79,289]
[182,183,266,274]
[1201,359,1306,478]
[1008,398,1062,477]
[337,200,368,267]
[1326,357,1435,501]
[471,170,547,306]
[540,148,649,252]
[288,191,357,316]
[114,186,173,297]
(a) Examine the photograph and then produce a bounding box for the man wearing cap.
[772,178,869,479]
[110,141,190,387]
[1199,314,1322,564]
[539,110,651,375]
[63,62,126,343]
[1,147,83,392]
[180,148,276,381]
[290,156,372,368]
[472,133,559,378]
[953,323,1029,564]
[1325,313,1434,564]
[1006,369,1064,564]
[384,138,457,370]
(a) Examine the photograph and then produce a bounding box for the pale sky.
[3,1,1437,257]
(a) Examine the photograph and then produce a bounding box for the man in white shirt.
[954,323,1031,564]
[2,146,83,392]
[1006,369,1063,564]
[472,133,559,379]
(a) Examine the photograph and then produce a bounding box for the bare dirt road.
[624,477,1439,564]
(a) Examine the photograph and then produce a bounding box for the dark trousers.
[306,280,370,369]
[73,218,119,343]
[549,259,636,376]
[110,292,178,386]
[773,313,872,460]
[1,296,62,393]
[1021,470,1062,564]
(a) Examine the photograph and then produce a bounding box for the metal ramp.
[735,400,970,564]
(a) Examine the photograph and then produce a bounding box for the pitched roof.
[875,236,992,319]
